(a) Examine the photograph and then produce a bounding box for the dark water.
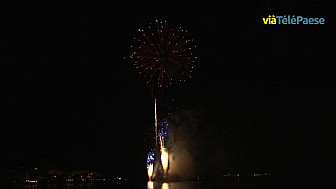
[146,181,239,189]
[0,178,273,189]
[4,177,334,189]
[0,176,336,189]
[1,181,240,189]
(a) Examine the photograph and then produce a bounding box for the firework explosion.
[130,20,197,88]
[130,20,196,182]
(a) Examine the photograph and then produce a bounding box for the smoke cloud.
[165,105,271,180]
[166,108,236,180]
[166,109,199,180]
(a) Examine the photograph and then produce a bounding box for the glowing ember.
[160,137,169,175]
[147,163,153,180]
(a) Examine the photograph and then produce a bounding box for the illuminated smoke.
[166,110,198,180]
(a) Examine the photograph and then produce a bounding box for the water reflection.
[162,182,169,189]
[146,181,217,189]
[13,180,244,189]
[148,182,207,189]
[147,181,154,189]
[24,184,38,189]
[147,181,171,189]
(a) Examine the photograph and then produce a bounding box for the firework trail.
[155,99,158,146]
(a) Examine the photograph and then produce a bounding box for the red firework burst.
[130,20,197,88]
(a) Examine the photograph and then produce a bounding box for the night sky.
[1,1,334,178]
